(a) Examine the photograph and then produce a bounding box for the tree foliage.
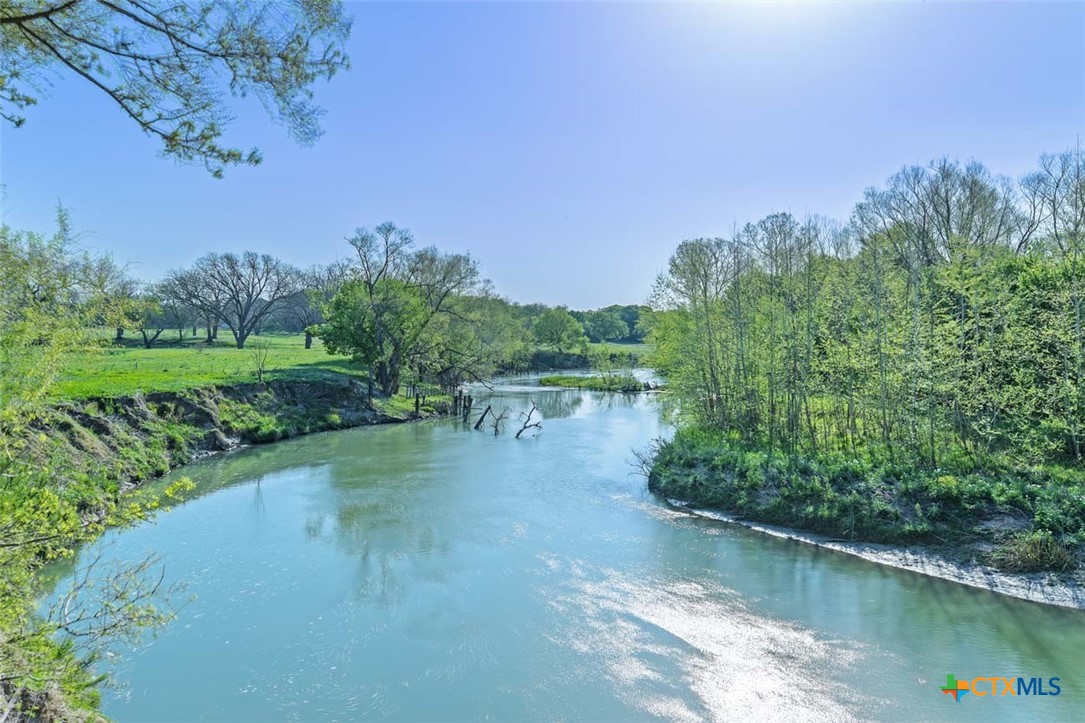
[1,0,351,176]
[532,306,586,352]
[583,310,627,343]
[1,213,188,720]
[0,207,103,429]
[649,150,1085,467]
[317,222,496,397]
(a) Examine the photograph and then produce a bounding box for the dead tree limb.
[474,404,492,430]
[515,401,543,439]
[491,407,511,436]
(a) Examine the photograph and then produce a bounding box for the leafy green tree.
[583,310,627,343]
[533,306,586,352]
[1,0,351,176]
[648,149,1085,467]
[317,223,480,397]
[0,209,95,428]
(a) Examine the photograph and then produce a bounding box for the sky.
[2,1,1083,308]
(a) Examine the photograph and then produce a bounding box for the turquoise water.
[47,377,1085,721]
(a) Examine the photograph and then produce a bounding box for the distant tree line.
[649,148,1085,467]
[7,216,645,399]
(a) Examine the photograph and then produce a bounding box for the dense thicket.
[647,149,1085,569]
[650,150,1084,467]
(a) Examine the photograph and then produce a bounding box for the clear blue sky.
[2,1,1082,308]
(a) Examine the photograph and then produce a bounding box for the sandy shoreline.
[665,499,1085,610]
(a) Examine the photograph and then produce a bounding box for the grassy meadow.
[53,332,363,400]
[587,341,650,356]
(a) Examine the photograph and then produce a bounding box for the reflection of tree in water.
[301,427,455,608]
[527,388,653,418]
[592,391,647,413]
[250,478,266,518]
[303,498,453,609]
[510,390,585,419]
[469,387,662,427]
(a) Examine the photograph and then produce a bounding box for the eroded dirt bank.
[666,500,1085,609]
[24,379,441,495]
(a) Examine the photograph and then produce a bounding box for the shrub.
[989,531,1075,573]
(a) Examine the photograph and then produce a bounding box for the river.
[46,376,1084,722]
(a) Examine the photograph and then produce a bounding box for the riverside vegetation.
[5,2,627,718]
[646,149,1085,576]
[6,150,1085,719]
[0,213,645,719]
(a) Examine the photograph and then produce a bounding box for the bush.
[990,531,1075,573]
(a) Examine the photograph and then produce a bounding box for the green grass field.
[53,333,364,399]
[587,341,650,355]
[52,334,652,400]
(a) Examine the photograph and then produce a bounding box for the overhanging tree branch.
[0,0,82,26]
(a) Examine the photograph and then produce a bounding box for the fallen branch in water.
[491,407,511,436]
[515,401,542,439]
[473,404,492,430]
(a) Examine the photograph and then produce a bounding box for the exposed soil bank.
[25,378,445,495]
[665,499,1085,609]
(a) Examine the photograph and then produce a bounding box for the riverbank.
[4,377,447,721]
[665,500,1085,609]
[648,428,1085,609]
[28,378,448,489]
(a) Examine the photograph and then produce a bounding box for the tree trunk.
[305,330,313,349]
[474,404,492,430]
[115,327,125,342]
[141,329,162,349]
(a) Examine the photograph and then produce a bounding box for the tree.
[646,147,1085,468]
[159,267,222,343]
[317,223,481,397]
[1,1,351,176]
[155,287,197,341]
[74,249,138,342]
[600,304,646,342]
[165,252,301,349]
[131,286,167,348]
[419,291,532,391]
[276,261,349,348]
[533,307,585,352]
[582,310,627,343]
[0,210,95,427]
